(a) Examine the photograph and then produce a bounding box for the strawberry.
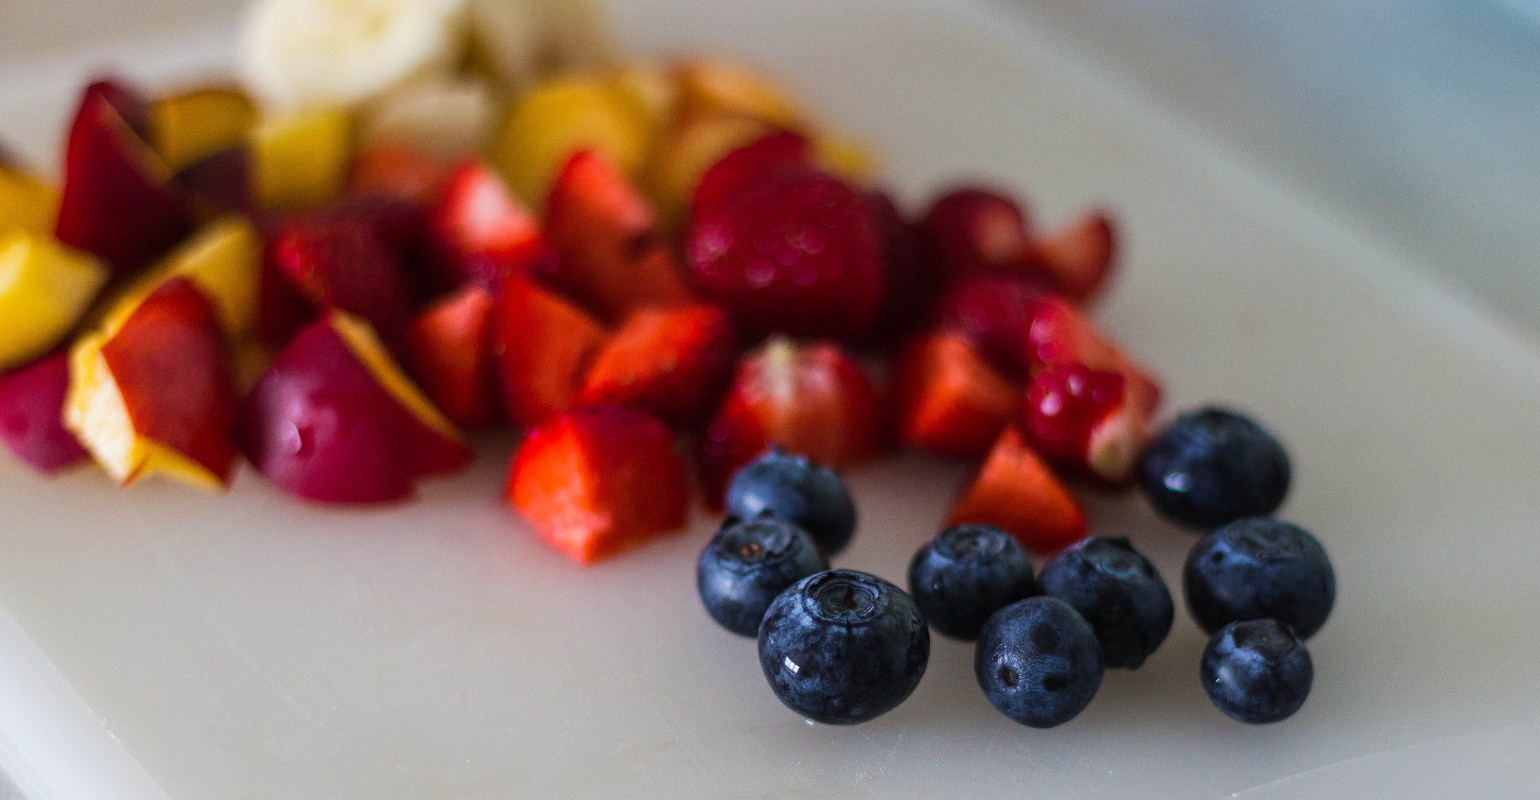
[1023,209,1116,303]
[687,170,884,342]
[406,285,498,429]
[863,191,937,346]
[508,405,689,565]
[347,144,452,206]
[948,426,1087,553]
[1024,296,1160,415]
[892,332,1016,458]
[493,275,608,426]
[577,305,736,426]
[690,129,812,219]
[256,248,317,350]
[429,160,548,293]
[698,336,883,505]
[1022,361,1150,483]
[540,150,693,322]
[919,187,1030,279]
[932,273,1052,377]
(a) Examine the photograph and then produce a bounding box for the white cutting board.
[2,1,1539,798]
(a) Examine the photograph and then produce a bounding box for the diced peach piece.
[252,107,351,211]
[0,164,58,235]
[103,217,261,340]
[0,231,109,371]
[151,86,257,172]
[489,77,648,208]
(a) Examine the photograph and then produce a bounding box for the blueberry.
[1184,517,1335,639]
[1138,408,1291,529]
[1201,618,1313,724]
[908,524,1035,640]
[1037,537,1174,669]
[975,597,1103,728]
[728,448,857,555]
[758,569,929,724]
[697,517,829,637]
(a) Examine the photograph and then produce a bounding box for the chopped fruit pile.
[0,0,1331,733]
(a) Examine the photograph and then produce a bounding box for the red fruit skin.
[948,426,1087,553]
[932,273,1053,377]
[690,129,812,220]
[1024,296,1160,415]
[429,161,547,293]
[919,187,1030,280]
[175,144,254,219]
[892,332,1016,459]
[103,278,239,484]
[348,145,452,206]
[1023,209,1117,303]
[239,315,471,504]
[509,406,689,564]
[698,338,883,506]
[55,80,192,276]
[863,191,938,347]
[407,285,498,429]
[541,150,693,322]
[493,276,609,426]
[577,305,736,426]
[0,352,90,474]
[687,170,885,342]
[257,252,317,351]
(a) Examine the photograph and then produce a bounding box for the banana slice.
[469,0,614,90]
[240,0,470,111]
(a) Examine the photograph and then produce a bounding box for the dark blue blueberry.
[757,569,929,724]
[1184,517,1335,639]
[1138,408,1291,529]
[1201,618,1313,724]
[728,448,857,555]
[1037,537,1173,669]
[974,597,1103,728]
[908,524,1035,640]
[698,517,829,637]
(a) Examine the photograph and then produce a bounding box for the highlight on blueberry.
[757,569,930,725]
[728,447,858,555]
[1138,407,1291,529]
[908,523,1035,640]
[975,596,1103,728]
[1037,537,1173,669]
[697,516,829,636]
[1184,517,1335,639]
[1201,618,1313,724]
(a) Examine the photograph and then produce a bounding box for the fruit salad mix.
[0,0,1335,730]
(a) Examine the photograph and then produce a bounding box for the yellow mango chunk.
[646,114,772,227]
[675,60,804,130]
[815,131,881,184]
[253,107,352,211]
[0,231,109,371]
[490,76,648,208]
[152,87,257,172]
[103,218,261,339]
[0,167,59,235]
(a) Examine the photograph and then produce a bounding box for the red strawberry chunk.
[1023,362,1149,483]
[698,336,883,505]
[690,129,812,219]
[541,150,692,322]
[948,426,1087,553]
[1024,296,1160,415]
[686,170,885,342]
[508,406,689,564]
[578,305,736,426]
[1024,209,1117,303]
[863,191,937,346]
[348,145,453,206]
[919,187,1030,279]
[932,273,1053,377]
[493,276,608,426]
[430,161,547,293]
[407,285,499,429]
[893,332,1017,458]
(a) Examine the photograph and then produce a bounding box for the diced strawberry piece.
[863,191,938,346]
[429,161,547,293]
[1024,296,1160,415]
[0,351,89,474]
[932,273,1053,377]
[948,426,1087,553]
[508,405,689,564]
[407,285,498,429]
[690,129,812,219]
[687,170,885,342]
[919,187,1030,279]
[1023,362,1149,483]
[256,251,316,351]
[698,337,883,505]
[540,150,692,322]
[893,332,1016,458]
[578,305,736,426]
[348,144,452,206]
[1022,209,1116,303]
[494,275,608,426]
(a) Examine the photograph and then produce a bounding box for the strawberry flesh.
[494,276,609,426]
[1024,296,1160,415]
[919,187,1030,279]
[932,273,1053,377]
[578,304,736,426]
[348,144,452,206]
[690,129,812,219]
[893,332,1016,458]
[863,191,937,346]
[948,426,1087,553]
[407,285,499,429]
[429,160,547,293]
[1023,209,1117,303]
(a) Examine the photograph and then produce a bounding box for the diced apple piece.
[489,76,648,208]
[0,351,89,475]
[239,311,472,503]
[0,163,59,235]
[0,231,109,371]
[406,285,498,429]
[151,86,257,173]
[103,217,261,340]
[252,107,352,211]
[65,278,239,490]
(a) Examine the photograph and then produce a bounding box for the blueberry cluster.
[699,407,1334,729]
